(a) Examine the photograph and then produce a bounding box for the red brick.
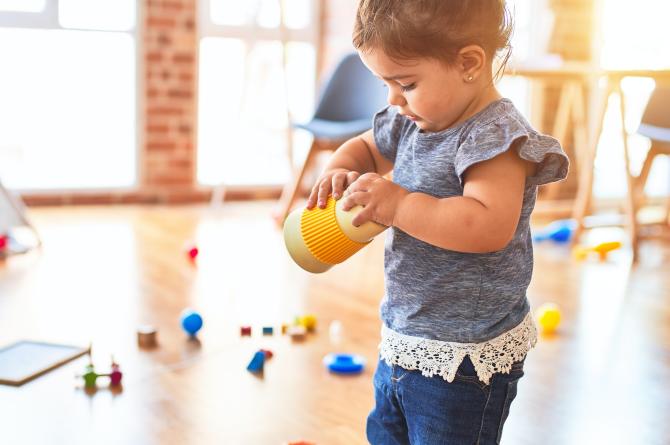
[173,53,194,64]
[147,106,182,116]
[145,52,163,62]
[147,141,177,151]
[178,72,193,82]
[146,17,176,28]
[146,124,170,134]
[167,89,192,99]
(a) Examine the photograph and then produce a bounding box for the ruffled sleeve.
[454,114,569,187]
[373,106,411,163]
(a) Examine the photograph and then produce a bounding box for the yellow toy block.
[573,241,622,261]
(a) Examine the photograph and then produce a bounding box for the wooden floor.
[0,202,669,445]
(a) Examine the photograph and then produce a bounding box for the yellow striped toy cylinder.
[283,196,387,273]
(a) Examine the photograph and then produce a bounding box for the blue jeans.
[366,356,525,445]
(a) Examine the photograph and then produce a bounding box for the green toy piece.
[82,363,99,388]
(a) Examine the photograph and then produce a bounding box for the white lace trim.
[379,312,537,385]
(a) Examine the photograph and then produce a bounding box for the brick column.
[142,0,199,202]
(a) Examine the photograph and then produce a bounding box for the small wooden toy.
[78,356,123,388]
[284,196,386,273]
[260,349,273,359]
[180,309,203,337]
[247,350,265,373]
[287,325,307,341]
[107,357,123,386]
[281,323,289,335]
[573,241,622,261]
[81,362,98,388]
[240,326,252,336]
[323,353,365,374]
[262,326,274,335]
[536,303,561,334]
[137,325,158,348]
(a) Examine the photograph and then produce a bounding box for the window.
[0,0,137,190]
[197,0,318,187]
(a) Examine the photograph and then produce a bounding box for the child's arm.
[342,145,533,253]
[306,129,393,209]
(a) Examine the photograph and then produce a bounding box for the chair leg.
[634,144,659,205]
[274,140,321,225]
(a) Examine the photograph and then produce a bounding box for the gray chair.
[635,87,670,224]
[274,52,388,224]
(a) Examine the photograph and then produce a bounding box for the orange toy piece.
[573,241,622,261]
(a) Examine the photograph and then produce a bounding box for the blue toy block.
[533,219,576,243]
[247,350,265,373]
[262,326,274,335]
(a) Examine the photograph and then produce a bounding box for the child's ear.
[457,45,486,83]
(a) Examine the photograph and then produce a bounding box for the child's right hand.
[306,168,361,209]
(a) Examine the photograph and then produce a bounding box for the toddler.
[307,1,569,443]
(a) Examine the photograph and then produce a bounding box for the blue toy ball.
[180,309,203,336]
[323,353,365,374]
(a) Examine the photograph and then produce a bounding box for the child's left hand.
[340,173,409,227]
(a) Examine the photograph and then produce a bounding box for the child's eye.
[400,83,416,92]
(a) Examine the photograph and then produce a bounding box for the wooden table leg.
[543,83,574,201]
[571,82,589,181]
[572,78,613,243]
[616,80,640,260]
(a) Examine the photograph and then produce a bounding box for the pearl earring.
[466,75,474,82]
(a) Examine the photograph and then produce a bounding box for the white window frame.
[199,1,320,49]
[197,0,321,188]
[0,0,142,193]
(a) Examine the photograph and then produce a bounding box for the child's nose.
[387,89,406,107]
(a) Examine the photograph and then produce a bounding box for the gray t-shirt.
[374,98,569,344]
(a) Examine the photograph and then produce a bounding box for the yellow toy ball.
[536,303,561,334]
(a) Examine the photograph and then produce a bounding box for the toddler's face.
[360,49,478,133]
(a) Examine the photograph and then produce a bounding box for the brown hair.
[353,0,513,75]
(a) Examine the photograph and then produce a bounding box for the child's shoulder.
[462,99,531,139]
[456,99,569,187]
[459,98,560,151]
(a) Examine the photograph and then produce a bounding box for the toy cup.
[283,196,387,273]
